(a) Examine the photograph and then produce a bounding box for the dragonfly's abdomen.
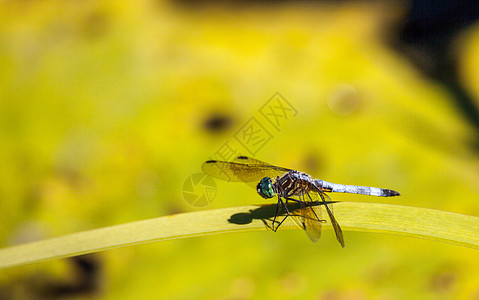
[315,180,400,197]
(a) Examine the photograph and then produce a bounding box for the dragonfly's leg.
[272,197,290,232]
[271,176,282,230]
[272,196,281,230]
[284,196,305,229]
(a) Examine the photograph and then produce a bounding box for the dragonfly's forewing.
[232,156,270,165]
[202,156,291,183]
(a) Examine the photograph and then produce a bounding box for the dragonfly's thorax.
[274,171,314,197]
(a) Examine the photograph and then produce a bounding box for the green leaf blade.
[0,202,477,269]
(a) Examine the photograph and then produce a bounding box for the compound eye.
[256,177,275,199]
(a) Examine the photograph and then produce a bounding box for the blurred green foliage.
[0,0,479,299]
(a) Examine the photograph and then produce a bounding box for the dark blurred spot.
[303,154,322,174]
[398,1,479,56]
[39,254,102,299]
[429,268,456,293]
[16,254,103,299]
[203,113,233,133]
[70,255,102,294]
[57,166,83,188]
[23,185,42,216]
[80,12,109,38]
[391,0,479,136]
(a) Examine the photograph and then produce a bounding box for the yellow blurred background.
[1,0,479,299]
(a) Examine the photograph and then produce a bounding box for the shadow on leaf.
[228,201,338,228]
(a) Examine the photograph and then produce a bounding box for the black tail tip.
[384,189,400,197]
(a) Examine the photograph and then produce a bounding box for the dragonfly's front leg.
[272,196,290,232]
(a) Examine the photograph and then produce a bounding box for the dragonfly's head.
[257,177,275,199]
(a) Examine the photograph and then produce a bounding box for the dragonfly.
[202,156,400,247]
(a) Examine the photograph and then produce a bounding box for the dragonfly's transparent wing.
[202,156,291,183]
[232,156,270,165]
[302,191,324,243]
[284,185,324,242]
[314,188,345,247]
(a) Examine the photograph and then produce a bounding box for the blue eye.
[256,177,275,198]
